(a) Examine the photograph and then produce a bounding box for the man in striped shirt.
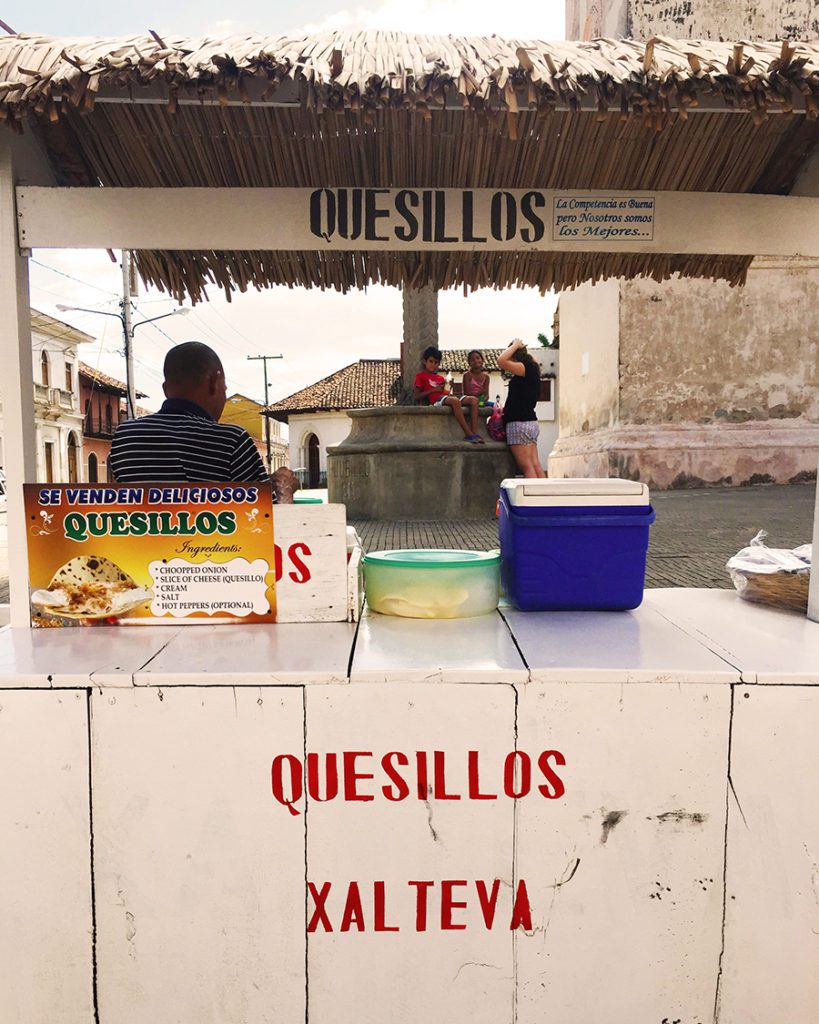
[109,341,272,490]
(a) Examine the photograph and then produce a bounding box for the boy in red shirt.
[414,346,483,444]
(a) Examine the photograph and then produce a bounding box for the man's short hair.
[164,342,222,388]
[422,346,442,361]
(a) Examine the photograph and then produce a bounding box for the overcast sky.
[5,0,564,411]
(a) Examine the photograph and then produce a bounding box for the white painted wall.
[557,281,620,437]
[0,593,818,1021]
[289,411,354,475]
[0,325,85,482]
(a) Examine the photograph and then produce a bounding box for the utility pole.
[121,251,137,419]
[247,354,283,473]
[58,251,190,420]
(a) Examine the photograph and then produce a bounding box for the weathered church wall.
[550,263,819,488]
[556,0,819,487]
[618,263,819,426]
[567,0,818,40]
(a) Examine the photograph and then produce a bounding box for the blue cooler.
[498,478,655,611]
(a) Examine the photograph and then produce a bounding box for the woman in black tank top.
[497,339,547,479]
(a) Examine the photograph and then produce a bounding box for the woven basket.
[731,569,810,613]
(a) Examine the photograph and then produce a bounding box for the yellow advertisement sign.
[25,483,276,626]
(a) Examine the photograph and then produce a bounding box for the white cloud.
[296,0,564,38]
[201,19,256,38]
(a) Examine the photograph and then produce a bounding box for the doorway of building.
[88,452,98,483]
[67,432,79,483]
[44,442,55,483]
[307,433,321,488]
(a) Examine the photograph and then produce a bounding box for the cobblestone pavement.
[352,482,817,590]
[0,483,814,601]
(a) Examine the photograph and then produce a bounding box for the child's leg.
[461,395,479,433]
[442,395,471,436]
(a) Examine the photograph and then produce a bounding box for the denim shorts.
[505,420,540,445]
[434,394,470,406]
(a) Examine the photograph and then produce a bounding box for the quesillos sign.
[17,186,669,252]
[308,188,656,247]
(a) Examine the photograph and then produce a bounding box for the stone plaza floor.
[351,482,817,590]
[0,482,814,601]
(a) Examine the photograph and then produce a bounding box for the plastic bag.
[487,403,506,442]
[726,530,811,612]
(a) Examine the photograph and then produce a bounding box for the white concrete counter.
[501,594,738,684]
[350,608,527,684]
[1,591,818,1024]
[648,587,819,683]
[133,621,357,686]
[0,623,175,688]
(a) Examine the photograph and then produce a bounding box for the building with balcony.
[79,364,149,483]
[31,310,92,483]
[0,310,92,483]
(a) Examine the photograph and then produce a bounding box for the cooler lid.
[501,477,650,507]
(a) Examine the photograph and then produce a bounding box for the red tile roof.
[79,361,147,398]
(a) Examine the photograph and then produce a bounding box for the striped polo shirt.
[109,398,270,488]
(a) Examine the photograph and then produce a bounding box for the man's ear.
[162,382,169,397]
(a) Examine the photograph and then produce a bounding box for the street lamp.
[56,303,190,419]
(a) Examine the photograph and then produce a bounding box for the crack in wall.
[85,688,101,1024]
[131,628,183,679]
[650,606,742,676]
[713,684,737,1023]
[728,777,749,830]
[511,682,519,1024]
[422,790,440,843]
[302,686,309,1024]
[549,856,581,889]
[496,608,531,677]
[345,615,363,681]
[453,961,503,983]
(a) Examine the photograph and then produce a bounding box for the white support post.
[809,455,819,623]
[0,135,38,627]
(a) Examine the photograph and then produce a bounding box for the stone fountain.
[327,286,515,519]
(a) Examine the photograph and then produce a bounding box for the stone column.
[401,286,438,402]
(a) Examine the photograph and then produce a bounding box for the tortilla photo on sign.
[30,555,153,624]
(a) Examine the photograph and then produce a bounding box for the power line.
[30,259,120,298]
[186,307,247,356]
[207,303,259,350]
[185,308,233,350]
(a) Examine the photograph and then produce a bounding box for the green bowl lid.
[363,548,500,568]
[293,496,323,503]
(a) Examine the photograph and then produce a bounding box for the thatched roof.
[2,32,818,300]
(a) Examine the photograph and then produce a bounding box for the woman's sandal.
[465,434,485,444]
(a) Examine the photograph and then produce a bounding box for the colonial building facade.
[79,363,147,483]
[0,310,89,483]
